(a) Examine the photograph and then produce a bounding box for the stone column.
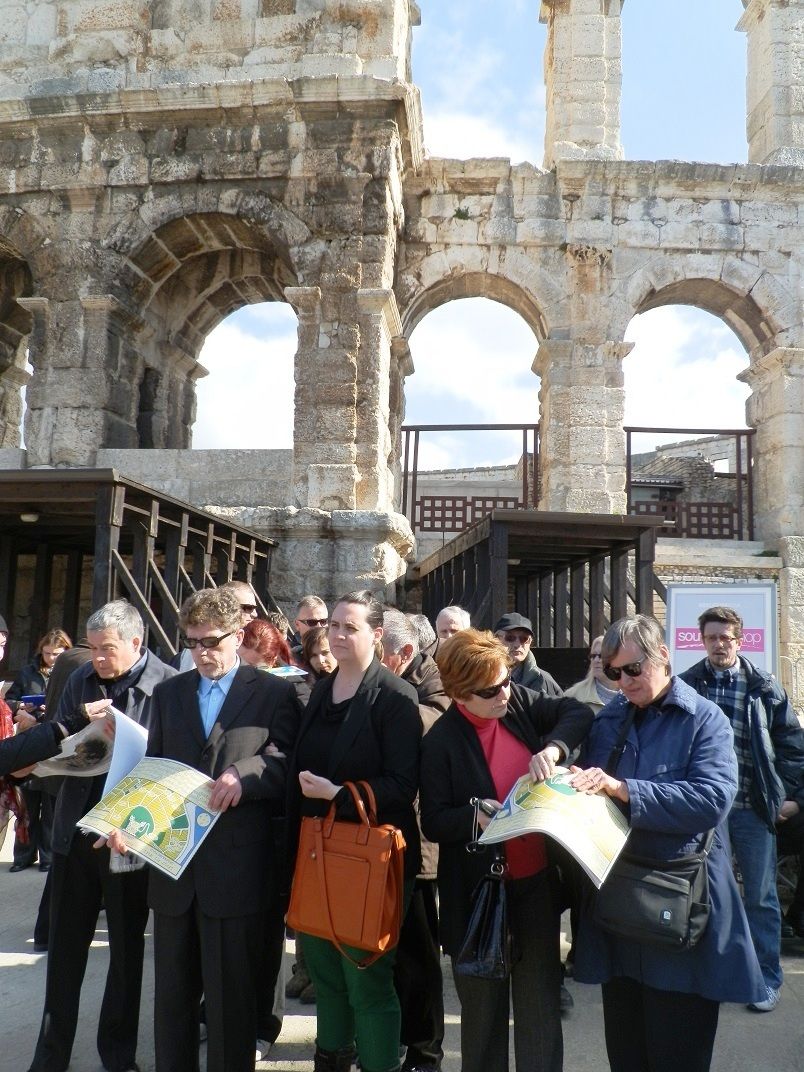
[23,295,147,466]
[540,0,625,168]
[738,0,804,166]
[739,347,804,541]
[533,337,630,513]
[355,288,405,512]
[286,284,359,511]
[389,335,414,509]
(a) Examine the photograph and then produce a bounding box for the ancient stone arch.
[0,0,802,681]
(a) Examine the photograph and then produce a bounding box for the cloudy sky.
[194,1,752,467]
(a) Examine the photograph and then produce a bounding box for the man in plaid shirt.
[681,605,804,1014]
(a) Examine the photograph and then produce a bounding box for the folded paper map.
[479,767,630,888]
[79,756,220,879]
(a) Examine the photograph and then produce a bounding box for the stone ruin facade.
[0,1,802,698]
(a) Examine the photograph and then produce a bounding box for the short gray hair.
[601,615,668,669]
[407,613,436,651]
[437,605,471,629]
[382,610,419,656]
[86,600,144,644]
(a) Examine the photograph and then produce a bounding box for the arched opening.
[622,2,746,163]
[0,248,33,452]
[623,302,752,539]
[193,302,297,449]
[401,295,541,551]
[411,4,547,162]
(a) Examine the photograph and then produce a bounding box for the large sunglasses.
[240,603,258,615]
[472,675,511,700]
[181,631,236,650]
[299,617,329,628]
[603,657,647,682]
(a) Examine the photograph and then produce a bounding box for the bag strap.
[604,704,638,776]
[312,818,383,970]
[323,781,370,839]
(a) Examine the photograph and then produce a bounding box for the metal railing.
[400,424,539,534]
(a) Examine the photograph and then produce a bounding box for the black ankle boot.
[314,1045,356,1072]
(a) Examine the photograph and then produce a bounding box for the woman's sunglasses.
[472,675,511,699]
[603,657,647,682]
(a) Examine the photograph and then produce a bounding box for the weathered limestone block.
[740,347,804,541]
[534,338,629,513]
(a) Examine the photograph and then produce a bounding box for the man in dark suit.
[28,600,176,1072]
[144,587,301,1072]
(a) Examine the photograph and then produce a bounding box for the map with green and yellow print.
[479,768,630,888]
[79,757,220,879]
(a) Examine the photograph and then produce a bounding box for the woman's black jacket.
[420,683,593,955]
[286,657,422,887]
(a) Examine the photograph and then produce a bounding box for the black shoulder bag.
[592,705,714,951]
[454,798,513,980]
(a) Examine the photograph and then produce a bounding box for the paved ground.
[1,828,802,1072]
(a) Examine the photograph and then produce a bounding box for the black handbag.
[454,799,513,980]
[592,703,715,951]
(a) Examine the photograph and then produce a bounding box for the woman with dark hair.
[287,590,421,1072]
[7,628,73,872]
[420,629,593,1072]
[570,614,765,1072]
[300,625,337,683]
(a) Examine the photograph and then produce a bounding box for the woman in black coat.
[287,590,421,1072]
[420,629,593,1072]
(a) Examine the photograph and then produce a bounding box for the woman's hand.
[477,799,503,831]
[94,829,128,854]
[778,799,800,822]
[569,765,629,803]
[299,770,341,801]
[529,744,562,782]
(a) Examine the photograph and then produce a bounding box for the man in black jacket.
[680,604,804,1014]
[28,599,176,1072]
[493,613,562,696]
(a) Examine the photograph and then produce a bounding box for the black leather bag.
[454,850,512,980]
[593,830,714,950]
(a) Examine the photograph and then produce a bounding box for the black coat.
[287,657,422,882]
[146,663,302,918]
[0,721,64,777]
[420,683,593,954]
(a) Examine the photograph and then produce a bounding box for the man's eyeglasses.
[472,675,511,700]
[299,618,328,628]
[590,652,603,660]
[603,657,647,682]
[181,631,236,650]
[240,604,258,615]
[703,633,739,646]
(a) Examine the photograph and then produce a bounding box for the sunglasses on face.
[472,675,511,699]
[181,631,236,650]
[299,618,328,628]
[240,603,257,615]
[603,656,647,682]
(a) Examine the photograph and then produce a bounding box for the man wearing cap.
[493,613,562,697]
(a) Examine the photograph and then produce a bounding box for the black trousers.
[256,894,286,1043]
[394,878,444,1068]
[602,977,720,1072]
[451,870,563,1072]
[153,901,263,1072]
[28,835,149,1072]
[13,785,52,867]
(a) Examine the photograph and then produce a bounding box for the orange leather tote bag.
[287,780,406,968]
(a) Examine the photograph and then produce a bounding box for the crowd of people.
[0,592,802,1072]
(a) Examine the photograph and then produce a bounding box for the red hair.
[242,619,292,668]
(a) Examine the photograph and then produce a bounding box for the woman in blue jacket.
[570,615,764,1072]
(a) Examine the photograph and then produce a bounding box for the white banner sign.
[665,582,778,676]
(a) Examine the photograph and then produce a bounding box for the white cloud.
[423,110,540,165]
[193,315,296,449]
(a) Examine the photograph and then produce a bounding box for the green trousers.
[299,882,413,1072]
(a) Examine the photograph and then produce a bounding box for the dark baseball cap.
[493,612,533,636]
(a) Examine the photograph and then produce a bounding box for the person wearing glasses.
[565,635,620,715]
[141,587,303,1072]
[292,595,329,641]
[419,629,592,1072]
[569,615,765,1072]
[680,605,804,1014]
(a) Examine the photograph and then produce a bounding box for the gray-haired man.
[28,600,176,1072]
